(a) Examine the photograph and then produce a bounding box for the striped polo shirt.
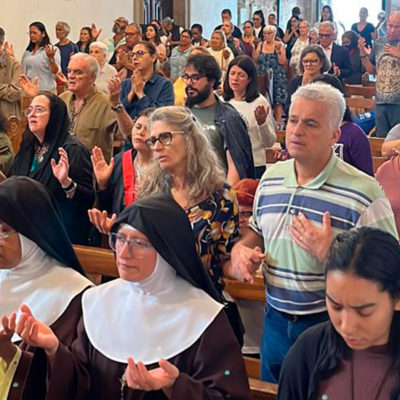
[250,154,398,315]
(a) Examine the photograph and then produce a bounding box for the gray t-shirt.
[191,103,228,171]
[371,37,400,105]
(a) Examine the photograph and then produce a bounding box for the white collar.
[0,234,92,342]
[82,254,223,363]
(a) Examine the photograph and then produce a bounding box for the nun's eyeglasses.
[0,227,16,240]
[109,233,153,258]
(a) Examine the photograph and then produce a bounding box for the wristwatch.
[111,103,124,113]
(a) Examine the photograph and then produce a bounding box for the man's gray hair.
[162,17,174,25]
[319,21,336,33]
[291,82,345,130]
[127,22,142,35]
[56,21,71,34]
[89,41,108,54]
[70,53,99,77]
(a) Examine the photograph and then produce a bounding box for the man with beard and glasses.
[184,54,254,185]
[103,16,129,62]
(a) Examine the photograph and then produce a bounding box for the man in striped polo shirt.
[228,82,398,383]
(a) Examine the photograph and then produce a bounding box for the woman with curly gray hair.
[141,106,239,289]
[284,44,331,114]
[141,106,243,344]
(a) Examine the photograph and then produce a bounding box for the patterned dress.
[186,185,239,292]
[258,51,288,105]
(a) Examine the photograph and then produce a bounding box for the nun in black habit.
[0,176,92,400]
[11,91,94,244]
[15,194,251,400]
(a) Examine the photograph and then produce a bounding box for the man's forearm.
[361,57,376,75]
[114,109,134,140]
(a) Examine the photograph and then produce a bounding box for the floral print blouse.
[186,185,239,291]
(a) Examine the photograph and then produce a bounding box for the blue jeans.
[376,103,400,138]
[260,304,328,383]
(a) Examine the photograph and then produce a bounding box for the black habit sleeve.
[6,293,85,400]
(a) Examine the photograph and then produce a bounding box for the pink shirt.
[376,156,400,237]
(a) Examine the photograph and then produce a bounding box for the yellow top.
[0,346,22,400]
[173,77,186,107]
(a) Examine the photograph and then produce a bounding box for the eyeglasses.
[109,233,153,259]
[0,224,16,240]
[24,106,48,117]
[132,50,150,58]
[181,73,205,83]
[125,31,140,37]
[302,59,320,65]
[145,131,184,148]
[319,33,332,39]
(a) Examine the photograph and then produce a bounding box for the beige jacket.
[60,87,116,161]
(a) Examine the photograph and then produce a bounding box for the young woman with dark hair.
[77,26,93,53]
[21,22,61,92]
[253,10,266,40]
[279,227,400,400]
[144,24,167,64]
[342,30,364,84]
[223,55,276,178]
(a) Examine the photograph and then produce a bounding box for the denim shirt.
[120,73,174,119]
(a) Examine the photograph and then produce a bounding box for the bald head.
[387,12,400,41]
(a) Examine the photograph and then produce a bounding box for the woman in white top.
[21,22,61,93]
[223,55,276,178]
[89,42,118,94]
[289,20,310,77]
[207,30,234,73]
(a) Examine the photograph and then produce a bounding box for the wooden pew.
[6,116,26,154]
[249,379,278,400]
[224,276,265,302]
[74,245,118,278]
[345,97,375,115]
[73,245,276,399]
[369,137,383,157]
[244,357,278,400]
[344,84,375,98]
[276,130,285,144]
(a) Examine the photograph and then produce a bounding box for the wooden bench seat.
[369,137,383,157]
[344,84,376,98]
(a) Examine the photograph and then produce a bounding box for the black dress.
[11,94,94,244]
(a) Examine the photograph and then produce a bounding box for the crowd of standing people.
[0,5,400,400]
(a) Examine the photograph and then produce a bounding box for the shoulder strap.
[122,150,136,206]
